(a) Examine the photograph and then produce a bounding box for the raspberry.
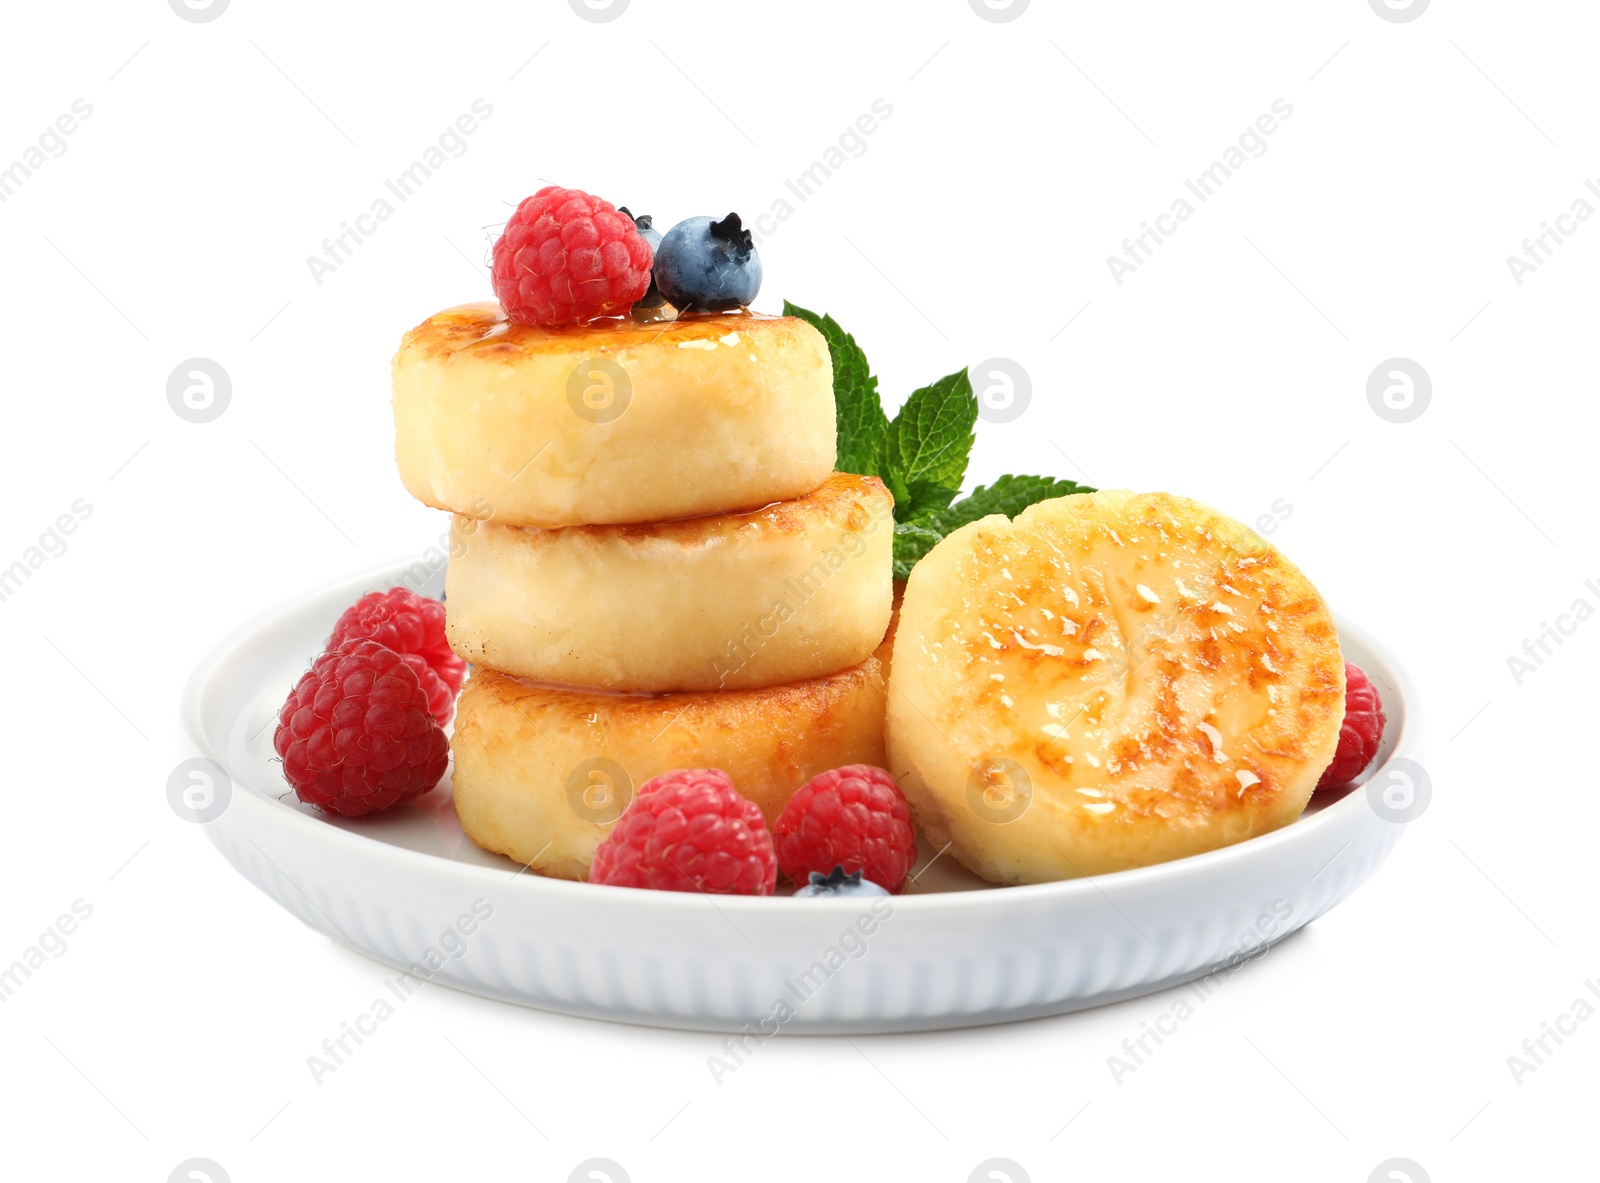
[589,769,776,895]
[329,588,465,723]
[773,764,919,894]
[1317,661,1387,790]
[491,186,653,325]
[399,652,457,728]
[274,640,449,817]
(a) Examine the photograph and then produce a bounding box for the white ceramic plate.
[179,558,1420,1034]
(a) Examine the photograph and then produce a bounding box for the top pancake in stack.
[392,302,837,528]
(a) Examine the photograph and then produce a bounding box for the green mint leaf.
[901,479,960,519]
[882,368,977,521]
[783,300,888,479]
[892,519,944,581]
[929,474,1096,534]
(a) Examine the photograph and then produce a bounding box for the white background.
[0,0,1592,1179]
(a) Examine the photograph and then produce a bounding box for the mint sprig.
[881,369,976,521]
[788,302,1097,578]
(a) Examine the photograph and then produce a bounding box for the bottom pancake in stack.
[450,658,888,880]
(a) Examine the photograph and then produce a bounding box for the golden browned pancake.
[392,303,835,528]
[445,473,893,692]
[887,490,1344,884]
[452,658,889,880]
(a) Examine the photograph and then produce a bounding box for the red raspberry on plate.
[274,640,449,817]
[397,653,457,728]
[589,769,776,895]
[329,588,465,723]
[1317,661,1387,790]
[773,764,919,894]
[492,186,653,325]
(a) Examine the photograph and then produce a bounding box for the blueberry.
[653,213,762,312]
[792,865,890,898]
[619,207,665,308]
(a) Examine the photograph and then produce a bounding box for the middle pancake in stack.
[446,473,892,692]
[409,305,895,880]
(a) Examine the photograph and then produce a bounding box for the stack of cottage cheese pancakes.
[391,302,894,880]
